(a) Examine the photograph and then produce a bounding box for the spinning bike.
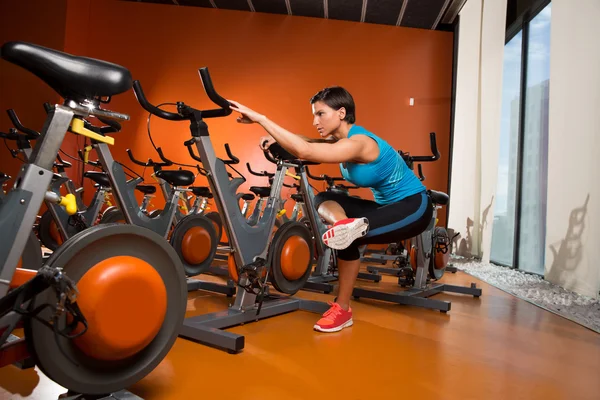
[133,68,330,353]
[349,134,482,312]
[0,41,186,397]
[261,148,383,293]
[362,133,458,279]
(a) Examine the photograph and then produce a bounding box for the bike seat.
[84,171,110,187]
[190,186,212,198]
[155,170,195,187]
[249,186,271,198]
[135,185,156,195]
[241,193,255,201]
[291,194,304,202]
[1,41,132,102]
[428,190,449,205]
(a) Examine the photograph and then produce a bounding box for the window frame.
[491,0,551,272]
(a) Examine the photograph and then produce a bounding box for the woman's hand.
[259,135,275,150]
[228,100,265,124]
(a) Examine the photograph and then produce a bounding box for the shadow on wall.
[455,217,473,257]
[546,194,589,282]
[449,196,494,259]
[478,195,494,260]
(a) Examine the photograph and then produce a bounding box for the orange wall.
[3,0,453,223]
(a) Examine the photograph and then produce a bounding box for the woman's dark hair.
[310,86,356,124]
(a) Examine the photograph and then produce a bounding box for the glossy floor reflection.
[1,265,599,400]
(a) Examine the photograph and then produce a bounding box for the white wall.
[449,0,507,261]
[448,0,482,256]
[478,0,509,261]
[545,0,600,298]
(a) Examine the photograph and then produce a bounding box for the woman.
[229,86,432,333]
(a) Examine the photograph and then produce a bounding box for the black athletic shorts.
[313,191,433,261]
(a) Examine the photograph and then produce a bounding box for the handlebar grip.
[417,164,425,181]
[411,132,440,162]
[126,149,151,167]
[246,162,262,176]
[184,140,203,163]
[337,183,360,190]
[264,149,278,164]
[197,67,232,118]
[77,149,99,166]
[132,81,185,121]
[156,147,173,164]
[0,130,15,139]
[55,154,72,169]
[305,166,324,181]
[223,143,239,164]
[429,132,440,159]
[6,109,40,139]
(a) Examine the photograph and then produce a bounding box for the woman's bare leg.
[317,201,360,311]
[317,200,348,225]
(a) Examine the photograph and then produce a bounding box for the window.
[491,1,551,274]
[490,32,522,267]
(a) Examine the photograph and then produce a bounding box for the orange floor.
[1,265,599,400]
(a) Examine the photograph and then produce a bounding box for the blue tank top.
[340,125,425,205]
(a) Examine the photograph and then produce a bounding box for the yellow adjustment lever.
[60,193,78,215]
[83,145,93,164]
[178,193,188,213]
[285,172,300,180]
[277,209,287,217]
[104,192,113,207]
[70,118,115,145]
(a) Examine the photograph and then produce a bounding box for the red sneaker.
[322,217,369,250]
[314,302,353,333]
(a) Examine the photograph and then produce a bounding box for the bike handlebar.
[6,109,40,139]
[197,68,233,118]
[156,147,173,164]
[0,128,19,140]
[401,132,440,163]
[77,150,102,167]
[126,148,172,168]
[223,143,239,165]
[247,162,274,178]
[263,148,278,164]
[132,67,232,122]
[304,166,345,182]
[417,164,425,181]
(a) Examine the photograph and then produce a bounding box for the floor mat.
[451,257,600,333]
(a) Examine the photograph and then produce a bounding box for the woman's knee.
[316,199,339,215]
[313,192,336,211]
